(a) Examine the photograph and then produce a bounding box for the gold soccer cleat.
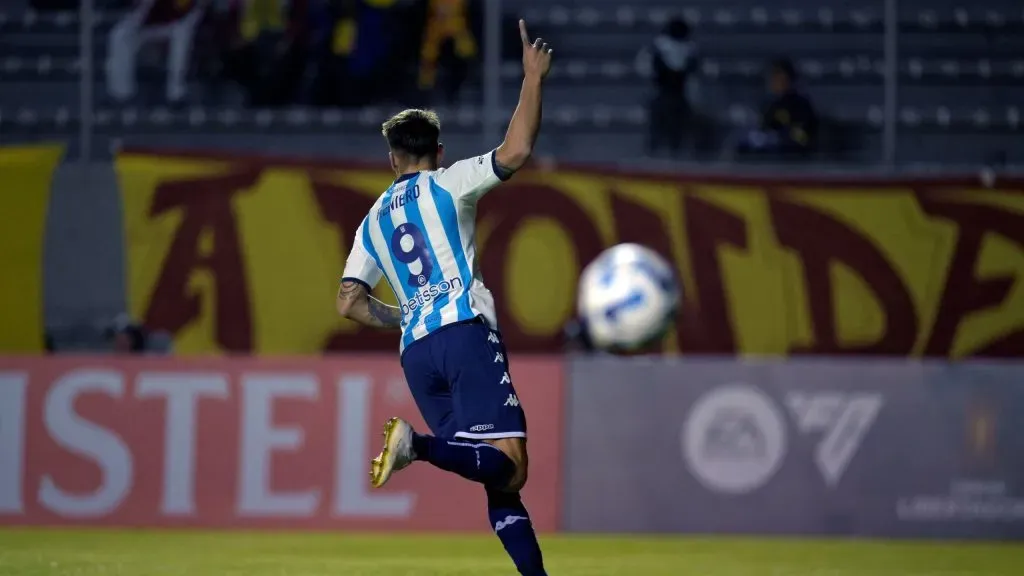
[369,417,416,488]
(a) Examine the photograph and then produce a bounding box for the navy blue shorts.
[401,318,527,440]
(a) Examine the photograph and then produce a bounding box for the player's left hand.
[519,19,553,80]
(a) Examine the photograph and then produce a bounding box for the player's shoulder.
[444,151,495,171]
[432,152,493,183]
[358,191,389,225]
[423,165,451,187]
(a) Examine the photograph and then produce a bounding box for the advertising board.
[564,357,1024,538]
[0,355,563,530]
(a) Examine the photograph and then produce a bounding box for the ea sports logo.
[682,384,787,494]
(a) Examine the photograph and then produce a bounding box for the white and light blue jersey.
[341,150,509,352]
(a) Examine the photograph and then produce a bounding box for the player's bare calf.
[487,437,529,492]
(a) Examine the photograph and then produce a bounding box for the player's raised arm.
[494,19,552,175]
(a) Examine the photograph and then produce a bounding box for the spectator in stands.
[107,313,174,355]
[301,0,343,105]
[635,17,699,158]
[563,318,596,353]
[106,0,210,105]
[736,58,818,158]
[108,314,148,354]
[418,0,477,103]
[222,0,308,107]
[303,0,367,106]
[347,0,402,105]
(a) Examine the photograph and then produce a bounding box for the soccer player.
[334,19,552,576]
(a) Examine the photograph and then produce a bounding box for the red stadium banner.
[115,148,1024,357]
[0,355,563,531]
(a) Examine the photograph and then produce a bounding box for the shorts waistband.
[401,316,488,359]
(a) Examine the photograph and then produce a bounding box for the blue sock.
[412,434,515,488]
[487,489,547,576]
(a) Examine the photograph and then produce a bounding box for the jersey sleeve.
[341,220,383,291]
[433,149,513,202]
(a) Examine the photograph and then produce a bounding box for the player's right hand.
[519,19,552,80]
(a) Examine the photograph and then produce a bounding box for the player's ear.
[436,142,445,166]
[388,151,399,175]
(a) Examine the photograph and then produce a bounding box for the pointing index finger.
[519,19,530,45]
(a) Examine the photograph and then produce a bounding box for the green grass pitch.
[0,529,1021,575]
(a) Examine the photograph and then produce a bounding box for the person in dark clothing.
[737,58,818,157]
[563,318,596,353]
[108,314,148,354]
[219,0,308,107]
[635,17,699,157]
[105,0,208,105]
[418,0,478,104]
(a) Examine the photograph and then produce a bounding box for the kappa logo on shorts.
[504,394,520,407]
[469,423,495,432]
[500,372,511,385]
[487,332,500,344]
[494,352,504,363]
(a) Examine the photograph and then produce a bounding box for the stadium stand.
[0,1,1021,165]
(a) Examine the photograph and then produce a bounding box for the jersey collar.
[394,172,420,184]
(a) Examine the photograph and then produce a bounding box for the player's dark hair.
[381,109,441,160]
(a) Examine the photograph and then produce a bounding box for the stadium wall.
[2,355,1023,539]
[2,145,1021,357]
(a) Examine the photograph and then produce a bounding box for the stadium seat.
[0,4,1021,165]
[6,53,1023,85]
[517,5,1024,32]
[1,103,1018,132]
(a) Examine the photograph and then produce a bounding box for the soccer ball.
[577,243,681,351]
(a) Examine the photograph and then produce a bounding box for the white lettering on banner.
[39,370,132,517]
[136,373,230,516]
[237,374,320,517]
[0,373,27,514]
[786,392,883,487]
[333,376,415,517]
[897,480,1024,521]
